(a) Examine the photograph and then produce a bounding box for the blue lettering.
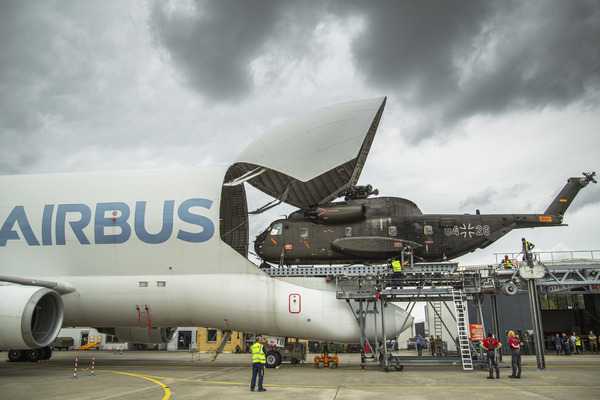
[0,206,40,246]
[134,201,174,244]
[56,204,91,245]
[1,198,215,246]
[42,204,54,245]
[95,202,131,244]
[176,198,215,243]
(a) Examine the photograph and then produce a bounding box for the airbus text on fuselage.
[0,199,214,246]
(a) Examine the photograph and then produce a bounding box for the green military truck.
[49,337,74,351]
[264,337,307,368]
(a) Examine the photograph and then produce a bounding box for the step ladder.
[452,289,473,370]
[210,330,232,362]
[433,301,443,339]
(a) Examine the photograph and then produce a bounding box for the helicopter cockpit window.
[424,225,433,235]
[270,223,283,236]
[388,226,397,236]
[345,227,352,237]
[300,227,309,238]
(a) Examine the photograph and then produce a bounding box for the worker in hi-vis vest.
[250,336,266,392]
[521,238,535,264]
[502,255,513,270]
[389,258,407,289]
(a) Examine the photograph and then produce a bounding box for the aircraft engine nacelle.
[107,327,177,344]
[0,286,64,350]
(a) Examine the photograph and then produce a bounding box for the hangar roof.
[228,97,387,209]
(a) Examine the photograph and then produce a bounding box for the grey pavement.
[1,350,599,399]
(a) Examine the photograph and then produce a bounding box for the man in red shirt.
[480,332,502,379]
[508,330,521,378]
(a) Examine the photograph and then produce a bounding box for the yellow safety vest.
[251,342,266,364]
[576,337,581,346]
[392,260,402,272]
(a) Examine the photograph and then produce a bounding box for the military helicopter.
[255,172,596,265]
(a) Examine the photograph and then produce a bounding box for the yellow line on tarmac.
[140,374,249,387]
[118,374,600,390]
[109,371,171,400]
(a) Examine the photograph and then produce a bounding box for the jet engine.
[97,327,177,344]
[0,285,64,350]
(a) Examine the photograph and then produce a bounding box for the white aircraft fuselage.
[0,166,408,350]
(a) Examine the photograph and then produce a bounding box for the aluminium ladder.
[433,301,443,339]
[452,289,473,370]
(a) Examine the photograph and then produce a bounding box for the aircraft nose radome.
[393,304,413,334]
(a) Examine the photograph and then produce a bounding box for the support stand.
[359,300,366,370]
[381,297,389,371]
[490,293,501,361]
[527,278,547,370]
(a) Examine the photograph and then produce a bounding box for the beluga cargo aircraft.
[0,97,412,363]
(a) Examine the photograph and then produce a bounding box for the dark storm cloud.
[349,0,600,141]
[149,1,599,141]
[349,0,490,105]
[0,1,127,174]
[0,2,63,173]
[149,0,291,102]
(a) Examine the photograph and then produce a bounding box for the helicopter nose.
[254,229,269,256]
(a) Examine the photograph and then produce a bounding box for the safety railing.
[494,250,600,264]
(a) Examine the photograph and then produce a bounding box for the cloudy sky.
[1,0,599,265]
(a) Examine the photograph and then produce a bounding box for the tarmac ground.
[1,350,599,399]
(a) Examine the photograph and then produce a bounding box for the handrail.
[494,250,600,264]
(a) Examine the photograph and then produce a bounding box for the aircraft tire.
[42,346,52,360]
[8,350,26,362]
[265,350,282,368]
[394,365,404,371]
[26,349,42,362]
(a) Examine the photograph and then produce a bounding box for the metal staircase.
[452,289,473,370]
[210,330,232,362]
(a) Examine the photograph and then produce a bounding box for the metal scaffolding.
[263,250,600,371]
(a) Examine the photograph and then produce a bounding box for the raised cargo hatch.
[228,97,387,209]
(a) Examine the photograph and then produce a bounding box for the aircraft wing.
[230,97,387,208]
[0,275,76,295]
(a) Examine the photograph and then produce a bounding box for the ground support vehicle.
[265,339,307,368]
